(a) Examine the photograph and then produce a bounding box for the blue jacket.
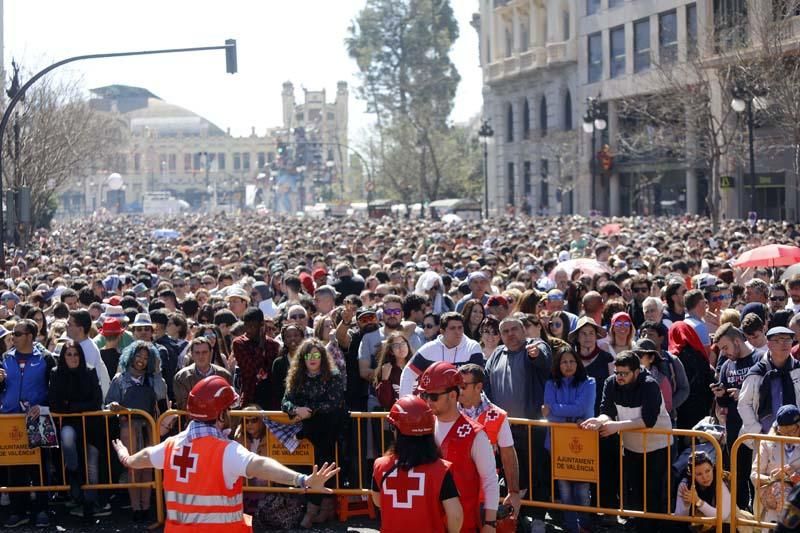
[543,376,596,450]
[0,347,54,413]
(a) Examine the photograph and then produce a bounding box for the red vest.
[163,435,251,533]
[440,414,484,533]
[373,454,451,533]
[476,404,507,450]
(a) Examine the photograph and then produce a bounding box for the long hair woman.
[374,332,412,409]
[460,299,485,342]
[669,322,715,430]
[282,338,346,527]
[372,396,462,533]
[675,451,732,531]
[543,347,595,533]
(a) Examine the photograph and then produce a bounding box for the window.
[714,0,747,50]
[610,26,626,78]
[634,18,651,72]
[267,152,275,163]
[588,32,602,82]
[562,7,571,40]
[520,23,529,52]
[659,10,678,63]
[193,153,203,170]
[507,162,515,206]
[217,153,226,170]
[687,4,698,58]
[564,90,573,130]
[587,0,600,15]
[609,0,624,7]
[243,152,251,171]
[134,153,141,172]
[168,154,177,173]
[184,154,192,171]
[523,162,532,195]
[506,103,514,143]
[257,152,266,169]
[523,99,530,140]
[233,152,241,171]
[539,96,548,136]
[505,26,513,57]
[540,159,550,208]
[774,0,800,18]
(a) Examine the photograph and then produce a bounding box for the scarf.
[180,419,229,446]
[757,357,797,421]
[668,322,709,363]
[460,392,491,420]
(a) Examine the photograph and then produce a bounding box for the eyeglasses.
[771,296,787,302]
[459,381,478,389]
[613,321,632,328]
[614,370,633,377]
[481,330,500,336]
[383,308,402,316]
[173,283,186,288]
[304,352,323,361]
[202,332,216,340]
[390,342,407,349]
[632,287,649,293]
[289,314,307,320]
[769,336,794,344]
[12,331,27,337]
[423,323,438,329]
[420,390,449,401]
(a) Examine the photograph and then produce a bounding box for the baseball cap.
[766,326,795,339]
[776,404,800,426]
[486,295,508,308]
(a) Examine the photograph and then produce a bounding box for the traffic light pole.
[0,40,237,270]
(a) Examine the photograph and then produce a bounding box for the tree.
[2,69,125,230]
[347,0,462,203]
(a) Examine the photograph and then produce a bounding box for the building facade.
[57,81,349,216]
[479,0,800,220]
[476,0,580,216]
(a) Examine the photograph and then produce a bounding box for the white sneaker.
[531,518,546,533]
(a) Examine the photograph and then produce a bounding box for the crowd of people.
[1,212,800,531]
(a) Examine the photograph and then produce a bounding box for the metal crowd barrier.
[730,432,800,532]
[1,407,737,531]
[0,409,163,523]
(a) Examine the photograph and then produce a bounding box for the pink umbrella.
[732,244,800,268]
[599,223,622,236]
[549,258,612,279]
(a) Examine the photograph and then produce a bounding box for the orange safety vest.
[476,404,507,450]
[163,435,251,533]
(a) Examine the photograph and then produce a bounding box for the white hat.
[224,286,251,303]
[131,313,153,327]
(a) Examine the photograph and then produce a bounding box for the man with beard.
[112,376,338,532]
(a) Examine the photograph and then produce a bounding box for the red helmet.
[417,361,462,392]
[387,396,435,436]
[187,375,239,421]
[495,504,518,533]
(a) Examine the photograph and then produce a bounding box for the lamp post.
[478,119,494,219]
[107,172,124,214]
[582,97,607,214]
[732,82,767,216]
[296,165,307,212]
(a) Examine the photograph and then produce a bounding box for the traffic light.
[225,39,237,74]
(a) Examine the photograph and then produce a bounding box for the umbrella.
[441,213,462,224]
[782,263,800,281]
[599,223,622,236]
[733,244,800,268]
[151,228,180,240]
[549,258,612,279]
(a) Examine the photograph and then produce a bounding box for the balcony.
[547,41,577,65]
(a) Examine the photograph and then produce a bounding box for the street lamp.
[478,120,494,219]
[107,172,124,214]
[732,81,767,216]
[583,96,607,213]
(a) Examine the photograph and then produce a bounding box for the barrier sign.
[266,430,314,466]
[0,416,41,466]
[551,426,599,483]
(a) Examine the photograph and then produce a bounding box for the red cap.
[100,317,124,336]
[417,361,462,392]
[299,272,315,296]
[387,396,435,436]
[187,375,239,421]
[103,295,122,306]
[486,295,509,308]
[312,268,328,280]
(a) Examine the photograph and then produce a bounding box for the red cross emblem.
[420,374,431,388]
[383,467,426,509]
[456,423,472,438]
[171,444,199,483]
[486,409,499,421]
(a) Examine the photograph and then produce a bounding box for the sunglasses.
[632,287,649,293]
[614,370,633,377]
[383,308,402,316]
[423,323,438,329]
[304,352,323,361]
[289,314,307,320]
[12,331,27,337]
[771,296,787,302]
[710,294,730,302]
[613,321,632,328]
[420,390,449,401]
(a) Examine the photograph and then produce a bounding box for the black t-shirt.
[371,468,458,501]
